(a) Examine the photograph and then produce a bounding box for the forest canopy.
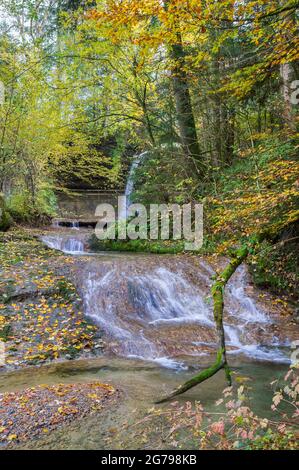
[0,0,298,244]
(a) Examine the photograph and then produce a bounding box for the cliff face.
[53,138,135,192]
[55,190,122,219]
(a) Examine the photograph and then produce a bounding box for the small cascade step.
[42,235,85,254]
[52,218,98,229]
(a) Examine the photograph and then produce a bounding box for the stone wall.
[56,191,122,219]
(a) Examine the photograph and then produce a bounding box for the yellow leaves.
[7,434,18,441]
[0,315,8,327]
[272,392,283,408]
[92,382,115,393]
[57,405,78,415]
[206,140,299,247]
[87,0,209,51]
[0,234,98,368]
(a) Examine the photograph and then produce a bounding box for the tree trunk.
[170,35,202,172]
[163,1,202,174]
[280,63,296,131]
[222,105,235,164]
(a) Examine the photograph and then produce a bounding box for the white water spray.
[119,152,148,220]
[41,235,85,254]
[82,263,290,367]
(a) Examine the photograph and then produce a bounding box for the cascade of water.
[228,265,269,324]
[119,152,148,220]
[51,219,80,230]
[71,220,80,230]
[125,152,148,203]
[82,262,290,367]
[129,267,214,327]
[41,235,85,254]
[51,219,60,228]
[45,209,291,367]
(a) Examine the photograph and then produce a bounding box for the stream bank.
[0,229,104,369]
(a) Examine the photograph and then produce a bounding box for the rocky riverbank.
[0,229,122,448]
[0,228,104,370]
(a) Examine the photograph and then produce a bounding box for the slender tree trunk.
[280,63,296,131]
[0,85,14,192]
[257,103,262,133]
[214,93,222,165]
[212,56,222,166]
[170,35,202,171]
[223,105,235,164]
[163,1,202,173]
[279,2,297,132]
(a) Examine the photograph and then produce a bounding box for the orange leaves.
[82,0,299,100]
[57,405,79,415]
[85,0,206,49]
[0,232,99,368]
[205,137,299,252]
[0,382,117,445]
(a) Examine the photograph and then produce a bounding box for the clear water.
[82,261,291,366]
[0,357,288,450]
[40,231,293,366]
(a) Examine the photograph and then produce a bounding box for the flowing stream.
[80,256,291,367]
[2,214,296,449]
[42,234,85,254]
[40,227,293,368]
[1,159,296,450]
[119,151,148,220]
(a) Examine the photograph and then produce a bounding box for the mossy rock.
[0,193,12,231]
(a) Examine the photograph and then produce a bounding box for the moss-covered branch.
[155,243,255,404]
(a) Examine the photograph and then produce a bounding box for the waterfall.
[71,220,80,230]
[41,235,85,254]
[125,152,148,203]
[82,260,290,367]
[119,151,148,220]
[43,213,291,368]
[51,219,80,230]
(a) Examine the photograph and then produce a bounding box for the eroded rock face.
[0,193,11,232]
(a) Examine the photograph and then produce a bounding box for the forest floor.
[0,382,119,446]
[0,228,105,370]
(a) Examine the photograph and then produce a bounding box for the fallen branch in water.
[155,242,258,404]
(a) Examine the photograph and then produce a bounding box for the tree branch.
[155,241,263,404]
